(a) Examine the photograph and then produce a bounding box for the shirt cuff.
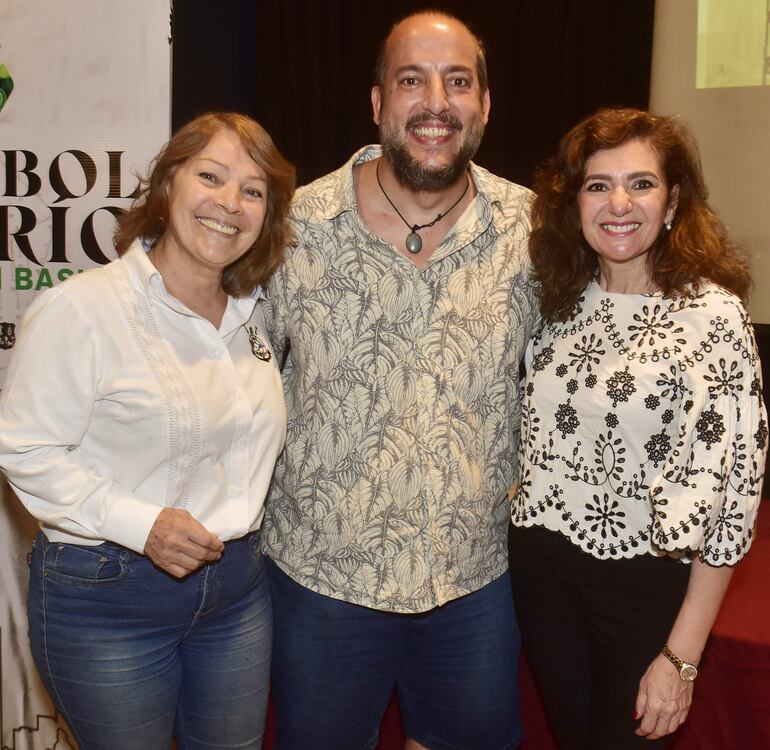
[99,494,164,554]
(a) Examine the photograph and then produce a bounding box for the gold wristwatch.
[661,645,698,681]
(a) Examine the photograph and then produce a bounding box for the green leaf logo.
[0,63,14,114]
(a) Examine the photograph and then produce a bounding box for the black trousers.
[510,525,691,750]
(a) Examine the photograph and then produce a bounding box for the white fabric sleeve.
[0,287,163,552]
[650,318,767,565]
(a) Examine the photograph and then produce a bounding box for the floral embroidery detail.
[568,333,605,372]
[657,367,686,401]
[606,369,636,407]
[712,500,744,545]
[696,405,725,448]
[555,403,579,437]
[511,281,766,566]
[756,419,768,450]
[532,345,554,372]
[704,358,743,398]
[584,493,626,538]
[645,395,660,410]
[593,431,627,482]
[645,430,671,464]
[627,304,678,347]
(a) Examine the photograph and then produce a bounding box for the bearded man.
[263,11,538,750]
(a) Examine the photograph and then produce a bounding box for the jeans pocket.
[43,541,129,585]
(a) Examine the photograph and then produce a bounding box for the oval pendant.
[406,231,422,254]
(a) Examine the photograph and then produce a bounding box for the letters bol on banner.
[1,148,140,288]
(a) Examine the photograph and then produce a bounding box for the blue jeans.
[27,530,272,750]
[267,559,522,750]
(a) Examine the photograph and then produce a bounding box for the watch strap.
[661,644,698,681]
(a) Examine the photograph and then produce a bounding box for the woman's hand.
[634,653,693,739]
[144,508,224,578]
[633,558,734,740]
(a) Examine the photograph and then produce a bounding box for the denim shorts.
[27,530,272,750]
[267,559,523,750]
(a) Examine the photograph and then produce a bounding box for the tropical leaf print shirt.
[512,280,767,565]
[263,146,539,612]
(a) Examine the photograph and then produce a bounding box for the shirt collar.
[293,146,507,265]
[312,145,381,222]
[121,238,260,334]
[314,144,499,221]
[334,144,500,232]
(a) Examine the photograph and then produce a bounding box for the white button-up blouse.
[0,240,286,553]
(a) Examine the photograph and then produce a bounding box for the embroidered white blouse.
[0,241,286,553]
[512,280,767,565]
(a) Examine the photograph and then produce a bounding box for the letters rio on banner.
[0,2,170,747]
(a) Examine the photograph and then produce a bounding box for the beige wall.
[650,0,770,322]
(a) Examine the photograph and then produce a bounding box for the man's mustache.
[405,112,463,130]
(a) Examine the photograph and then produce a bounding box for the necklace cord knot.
[375,160,469,254]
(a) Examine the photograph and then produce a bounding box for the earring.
[665,221,672,231]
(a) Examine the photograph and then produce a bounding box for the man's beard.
[380,113,485,193]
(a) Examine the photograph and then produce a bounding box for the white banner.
[0,1,171,746]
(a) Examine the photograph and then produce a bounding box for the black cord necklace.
[375,160,470,254]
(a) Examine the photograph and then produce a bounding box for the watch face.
[680,665,698,681]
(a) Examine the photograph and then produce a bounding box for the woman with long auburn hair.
[511,107,766,749]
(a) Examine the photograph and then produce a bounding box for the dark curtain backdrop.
[171,0,656,188]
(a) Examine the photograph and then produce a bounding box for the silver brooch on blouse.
[247,326,272,362]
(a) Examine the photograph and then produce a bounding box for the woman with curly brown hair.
[510,107,767,749]
[0,112,295,749]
